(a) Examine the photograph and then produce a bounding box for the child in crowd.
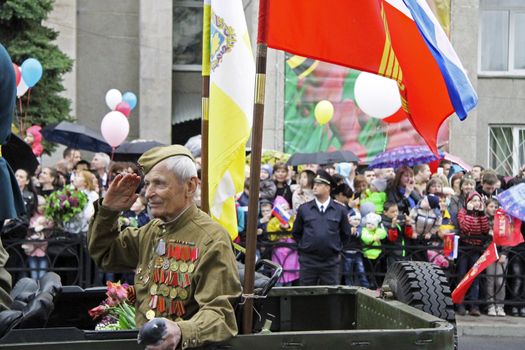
[456,191,490,316]
[273,163,293,207]
[342,210,369,288]
[409,195,442,261]
[361,178,387,214]
[120,195,150,229]
[22,195,52,280]
[266,197,299,286]
[484,198,507,317]
[260,164,277,201]
[382,201,412,266]
[361,213,387,262]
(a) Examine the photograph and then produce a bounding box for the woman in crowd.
[273,162,293,207]
[15,168,38,217]
[292,169,315,211]
[449,172,464,195]
[68,170,99,234]
[449,175,476,227]
[386,166,420,219]
[37,167,63,197]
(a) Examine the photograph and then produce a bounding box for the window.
[173,0,203,71]
[479,0,525,75]
[489,125,525,176]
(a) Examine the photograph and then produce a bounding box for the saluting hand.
[102,173,141,212]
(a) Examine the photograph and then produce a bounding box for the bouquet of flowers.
[88,281,136,330]
[44,185,88,223]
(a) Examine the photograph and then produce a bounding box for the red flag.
[493,209,524,247]
[262,0,477,153]
[452,243,499,304]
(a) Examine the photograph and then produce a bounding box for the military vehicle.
[0,260,456,349]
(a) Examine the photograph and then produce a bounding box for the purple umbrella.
[496,183,525,221]
[368,145,444,169]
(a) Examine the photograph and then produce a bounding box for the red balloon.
[115,101,131,117]
[12,63,21,86]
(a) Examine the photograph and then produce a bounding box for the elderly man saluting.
[88,145,241,350]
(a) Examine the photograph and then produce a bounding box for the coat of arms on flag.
[210,13,236,71]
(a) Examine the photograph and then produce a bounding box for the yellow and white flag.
[203,0,254,240]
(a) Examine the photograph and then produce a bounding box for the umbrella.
[286,150,359,166]
[443,152,472,172]
[42,121,112,153]
[496,183,525,221]
[113,140,166,162]
[369,145,444,169]
[2,133,39,174]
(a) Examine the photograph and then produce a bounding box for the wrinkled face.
[260,204,272,218]
[313,182,331,199]
[274,168,288,183]
[15,169,30,190]
[400,172,414,187]
[144,163,189,221]
[486,201,498,216]
[384,205,399,219]
[469,196,482,210]
[38,167,53,185]
[461,181,475,195]
[364,171,376,184]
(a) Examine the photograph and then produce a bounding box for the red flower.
[88,305,107,320]
[106,281,128,304]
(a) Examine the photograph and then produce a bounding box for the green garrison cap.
[138,144,195,174]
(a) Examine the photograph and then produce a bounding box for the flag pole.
[200,0,211,214]
[242,0,268,335]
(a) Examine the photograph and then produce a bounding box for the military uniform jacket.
[88,200,241,349]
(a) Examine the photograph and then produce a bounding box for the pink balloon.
[101,111,129,147]
[115,101,131,117]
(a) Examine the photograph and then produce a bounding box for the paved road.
[459,336,525,350]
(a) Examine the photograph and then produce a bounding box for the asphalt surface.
[459,336,525,350]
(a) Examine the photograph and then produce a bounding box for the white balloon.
[105,88,122,110]
[354,72,402,119]
[16,78,29,97]
[101,111,129,147]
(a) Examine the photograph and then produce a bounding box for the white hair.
[162,155,197,183]
[94,152,111,171]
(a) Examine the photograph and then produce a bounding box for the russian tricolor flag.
[262,0,477,153]
[272,205,291,226]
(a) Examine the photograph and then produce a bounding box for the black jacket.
[292,199,351,263]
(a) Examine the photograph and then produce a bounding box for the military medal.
[188,263,195,273]
[150,284,158,295]
[170,260,179,272]
[170,287,178,299]
[178,288,188,300]
[142,273,150,285]
[146,310,155,320]
[161,284,170,297]
[179,262,188,273]
[162,259,170,270]
[156,238,166,256]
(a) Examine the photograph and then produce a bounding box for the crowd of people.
[3,145,525,318]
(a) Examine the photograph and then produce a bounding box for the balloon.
[115,101,131,117]
[314,100,334,125]
[101,111,129,147]
[13,63,21,86]
[122,91,137,110]
[17,78,29,97]
[21,58,43,88]
[105,89,122,110]
[354,72,402,119]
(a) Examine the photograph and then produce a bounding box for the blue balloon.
[21,58,43,88]
[122,92,137,110]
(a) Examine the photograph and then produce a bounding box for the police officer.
[292,170,351,285]
[88,145,241,349]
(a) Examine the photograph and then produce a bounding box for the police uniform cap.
[313,170,334,187]
[138,144,195,175]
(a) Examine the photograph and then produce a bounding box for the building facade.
[49,0,524,175]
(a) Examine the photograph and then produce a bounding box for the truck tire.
[382,261,455,322]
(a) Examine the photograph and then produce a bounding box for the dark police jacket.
[292,199,351,263]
